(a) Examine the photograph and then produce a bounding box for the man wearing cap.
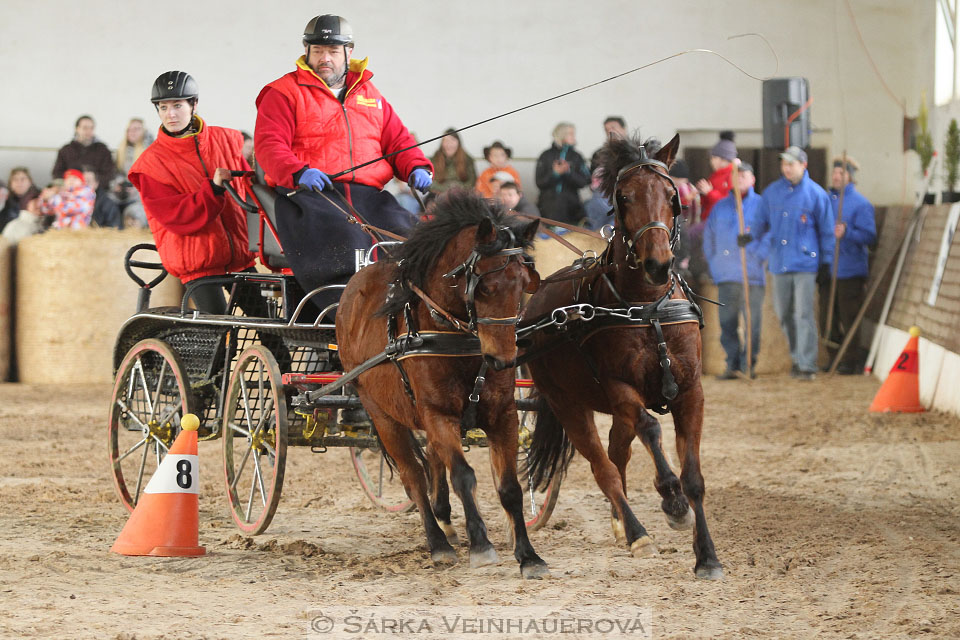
[128,71,256,314]
[695,130,737,221]
[818,157,876,374]
[702,163,767,379]
[759,145,835,380]
[255,14,432,302]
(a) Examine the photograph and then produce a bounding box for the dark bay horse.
[523,134,723,579]
[336,190,549,578]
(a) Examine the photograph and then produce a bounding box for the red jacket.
[255,57,431,190]
[700,163,733,221]
[129,117,255,283]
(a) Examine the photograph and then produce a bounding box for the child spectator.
[430,128,477,194]
[476,141,521,198]
[82,166,122,228]
[695,130,737,221]
[498,181,539,216]
[40,170,95,229]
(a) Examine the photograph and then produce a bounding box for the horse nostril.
[483,355,516,371]
[643,258,670,284]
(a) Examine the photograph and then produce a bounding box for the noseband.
[611,147,683,268]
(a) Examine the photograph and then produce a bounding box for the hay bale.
[530,233,609,280]
[0,236,10,381]
[699,281,792,375]
[16,229,184,384]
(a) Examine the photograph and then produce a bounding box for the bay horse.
[522,134,723,579]
[336,190,549,578]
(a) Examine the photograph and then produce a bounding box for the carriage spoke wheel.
[516,384,561,531]
[350,446,415,513]
[109,338,194,512]
[223,345,287,535]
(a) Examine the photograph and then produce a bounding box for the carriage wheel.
[350,446,416,513]
[109,338,194,512]
[516,386,561,531]
[222,345,287,535]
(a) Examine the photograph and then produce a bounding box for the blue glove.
[408,168,432,191]
[299,168,332,191]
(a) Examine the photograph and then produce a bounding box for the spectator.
[695,130,737,221]
[498,181,539,217]
[128,71,257,315]
[254,13,431,311]
[535,122,591,225]
[1,198,46,245]
[39,170,95,229]
[758,146,835,381]
[670,159,707,284]
[591,116,629,171]
[241,130,255,167]
[582,168,611,231]
[52,115,115,188]
[113,117,152,228]
[703,163,767,379]
[82,166,122,228]
[475,140,520,198]
[487,170,518,201]
[818,156,876,374]
[429,128,476,195]
[1,167,40,232]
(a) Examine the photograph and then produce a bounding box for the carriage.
[107,169,560,537]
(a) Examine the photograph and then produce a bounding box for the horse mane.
[595,134,663,202]
[377,188,529,318]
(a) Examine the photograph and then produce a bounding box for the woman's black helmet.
[303,15,353,46]
[151,71,199,104]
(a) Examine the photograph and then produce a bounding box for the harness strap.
[649,317,679,415]
[514,213,604,239]
[406,282,472,334]
[315,187,409,243]
[461,360,489,431]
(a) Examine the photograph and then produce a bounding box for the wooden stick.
[730,161,752,379]
[824,151,847,345]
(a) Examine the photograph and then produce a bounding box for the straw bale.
[0,236,10,381]
[529,233,609,281]
[16,229,183,384]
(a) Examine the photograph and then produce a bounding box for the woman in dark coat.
[535,122,591,224]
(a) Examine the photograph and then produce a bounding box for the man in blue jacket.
[704,163,767,379]
[759,146,835,380]
[818,157,876,374]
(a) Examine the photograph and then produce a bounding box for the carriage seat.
[247,160,289,269]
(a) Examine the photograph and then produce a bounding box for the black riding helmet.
[302,14,353,46]
[151,71,199,104]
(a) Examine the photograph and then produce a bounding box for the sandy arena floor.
[0,374,958,639]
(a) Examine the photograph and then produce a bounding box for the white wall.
[0,0,934,204]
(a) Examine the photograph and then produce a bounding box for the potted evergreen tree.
[916,94,936,203]
[943,118,960,202]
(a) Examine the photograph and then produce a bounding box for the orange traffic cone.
[869,326,926,413]
[111,413,206,556]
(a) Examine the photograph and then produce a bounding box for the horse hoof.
[610,516,627,544]
[521,561,550,580]
[469,546,499,568]
[695,563,724,580]
[630,536,659,558]
[439,521,460,546]
[431,548,458,565]
[665,505,695,531]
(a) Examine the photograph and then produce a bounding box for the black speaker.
[762,77,811,149]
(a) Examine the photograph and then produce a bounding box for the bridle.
[408,224,534,335]
[611,145,683,270]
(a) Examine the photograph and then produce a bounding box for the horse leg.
[558,403,658,558]
[423,411,498,568]
[635,408,694,531]
[606,418,636,544]
[425,443,458,545]
[670,387,723,580]
[367,406,457,565]
[487,422,549,579]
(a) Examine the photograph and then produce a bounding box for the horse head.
[598,134,681,286]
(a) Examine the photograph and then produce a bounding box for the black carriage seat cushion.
[247,165,289,269]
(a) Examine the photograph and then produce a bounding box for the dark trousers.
[818,276,866,370]
[717,281,764,372]
[186,268,266,316]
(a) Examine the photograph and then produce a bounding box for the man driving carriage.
[254,14,434,310]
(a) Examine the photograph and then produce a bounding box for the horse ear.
[655,133,680,168]
[476,217,496,244]
[520,217,540,244]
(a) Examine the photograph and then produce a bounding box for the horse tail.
[523,397,574,492]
